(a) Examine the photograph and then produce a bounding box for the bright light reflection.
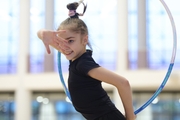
[0,10,11,21]
[43,98,49,104]
[30,8,40,15]
[152,98,159,104]
[65,97,71,103]
[36,96,43,103]
[30,16,40,23]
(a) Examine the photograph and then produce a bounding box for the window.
[128,0,138,69]
[128,0,180,69]
[133,92,180,120]
[147,0,180,69]
[0,93,15,120]
[32,92,85,120]
[54,0,118,71]
[29,0,118,73]
[0,0,19,74]
[147,0,175,69]
[31,91,113,120]
[29,0,45,73]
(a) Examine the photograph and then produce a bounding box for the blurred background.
[0,0,180,120]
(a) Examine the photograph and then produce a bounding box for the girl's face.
[58,29,88,61]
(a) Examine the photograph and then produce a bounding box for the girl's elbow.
[116,78,131,88]
[123,79,130,87]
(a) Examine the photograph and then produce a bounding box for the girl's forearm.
[117,80,136,120]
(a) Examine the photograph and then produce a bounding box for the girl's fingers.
[54,34,67,44]
[55,30,66,38]
[45,44,51,54]
[54,30,67,42]
[58,40,70,50]
[53,38,60,43]
[53,30,70,51]
[54,36,68,49]
[52,36,69,51]
[55,30,66,33]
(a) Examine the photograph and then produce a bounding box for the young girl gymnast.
[37,1,136,120]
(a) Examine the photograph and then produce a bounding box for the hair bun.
[67,1,87,18]
[67,2,79,10]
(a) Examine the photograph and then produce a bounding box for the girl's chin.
[65,55,76,61]
[66,57,73,61]
[65,54,73,60]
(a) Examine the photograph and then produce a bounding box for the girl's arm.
[88,67,136,120]
[37,29,66,54]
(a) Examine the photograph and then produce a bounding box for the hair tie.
[68,10,76,17]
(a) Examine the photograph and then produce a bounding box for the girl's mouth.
[64,51,73,55]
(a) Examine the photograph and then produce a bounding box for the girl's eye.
[68,40,74,44]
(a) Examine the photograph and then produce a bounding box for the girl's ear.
[82,35,88,45]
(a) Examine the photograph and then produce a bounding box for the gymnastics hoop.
[134,0,177,114]
[57,0,177,114]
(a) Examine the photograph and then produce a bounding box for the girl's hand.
[37,29,68,54]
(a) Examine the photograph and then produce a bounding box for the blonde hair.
[58,18,92,50]
[57,1,92,50]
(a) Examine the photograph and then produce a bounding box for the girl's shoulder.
[71,50,100,75]
[77,50,96,65]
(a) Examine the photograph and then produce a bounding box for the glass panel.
[133,92,180,120]
[29,0,45,73]
[53,0,69,73]
[54,0,118,72]
[32,91,113,120]
[31,92,85,120]
[147,0,180,69]
[147,0,171,69]
[0,93,15,120]
[0,0,19,74]
[163,0,180,69]
[128,0,180,69]
[128,0,138,69]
